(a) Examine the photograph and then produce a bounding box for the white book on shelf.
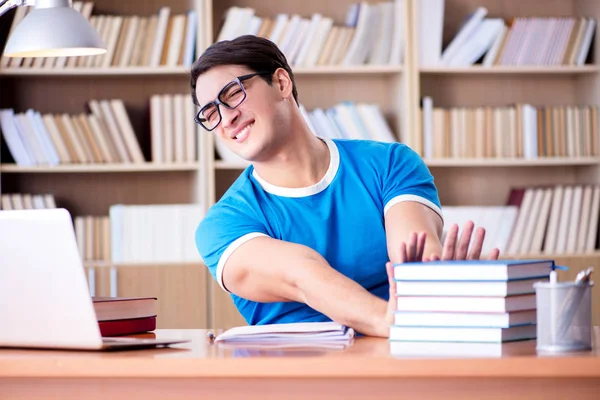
[172,95,185,163]
[325,109,347,139]
[522,104,538,159]
[86,114,116,163]
[518,188,544,254]
[29,110,60,166]
[95,100,131,163]
[117,16,140,67]
[343,2,382,65]
[70,115,96,163]
[585,186,600,252]
[277,15,302,55]
[506,187,534,255]
[576,185,593,253]
[493,206,518,255]
[295,14,324,67]
[14,113,48,165]
[248,16,263,36]
[566,185,583,253]
[150,95,163,163]
[543,185,564,254]
[109,100,145,163]
[554,185,574,254]
[166,14,186,66]
[31,195,46,209]
[101,15,124,68]
[388,0,406,64]
[302,17,333,67]
[529,188,553,254]
[217,7,240,42]
[60,114,90,163]
[440,6,487,65]
[367,2,394,65]
[422,97,433,158]
[268,14,290,46]
[161,95,174,163]
[41,114,71,164]
[149,7,171,67]
[368,104,397,143]
[286,18,311,65]
[183,98,197,163]
[447,18,504,66]
[182,10,198,67]
[482,22,507,66]
[0,109,34,166]
[575,18,596,65]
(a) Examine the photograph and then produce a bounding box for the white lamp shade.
[3,6,106,58]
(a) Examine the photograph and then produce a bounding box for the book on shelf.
[418,3,596,67]
[0,2,199,69]
[0,95,199,166]
[442,184,600,257]
[0,193,56,210]
[215,0,405,67]
[109,203,204,264]
[420,98,599,160]
[74,215,111,263]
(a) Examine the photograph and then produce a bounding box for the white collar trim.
[251,138,339,198]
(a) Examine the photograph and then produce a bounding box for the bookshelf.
[1,0,600,329]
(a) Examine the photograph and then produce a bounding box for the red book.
[98,316,157,337]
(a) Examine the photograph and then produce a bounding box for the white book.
[393,309,537,328]
[555,185,574,254]
[389,325,536,343]
[395,278,544,297]
[422,97,434,158]
[482,23,507,66]
[215,322,354,344]
[585,186,600,252]
[576,186,593,252]
[544,185,564,254]
[576,18,596,65]
[149,7,171,67]
[268,14,290,46]
[441,7,488,65]
[566,185,583,253]
[389,0,407,64]
[0,109,34,166]
[447,18,504,66]
[182,10,197,67]
[367,2,394,65]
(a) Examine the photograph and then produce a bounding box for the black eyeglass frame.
[194,71,272,131]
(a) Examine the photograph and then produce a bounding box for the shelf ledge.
[0,163,200,173]
[420,65,600,74]
[424,157,600,167]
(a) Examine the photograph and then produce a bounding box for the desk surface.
[1,328,599,379]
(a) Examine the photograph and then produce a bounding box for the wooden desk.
[1,328,600,399]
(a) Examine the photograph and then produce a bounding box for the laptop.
[0,208,189,351]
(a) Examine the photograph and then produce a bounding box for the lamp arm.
[0,0,35,17]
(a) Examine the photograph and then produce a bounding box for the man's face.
[195,65,284,162]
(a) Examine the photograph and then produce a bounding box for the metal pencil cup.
[534,281,594,353]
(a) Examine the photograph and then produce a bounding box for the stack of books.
[389,259,553,352]
[92,296,157,337]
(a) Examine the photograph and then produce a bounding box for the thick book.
[395,277,547,297]
[92,296,157,321]
[393,309,536,328]
[214,322,355,344]
[393,259,554,281]
[98,316,157,337]
[396,294,536,313]
[389,324,536,343]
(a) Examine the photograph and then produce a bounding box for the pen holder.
[534,281,594,353]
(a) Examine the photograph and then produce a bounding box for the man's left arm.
[385,201,444,264]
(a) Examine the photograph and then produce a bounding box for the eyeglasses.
[194,71,272,131]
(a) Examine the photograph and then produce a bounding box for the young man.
[191,35,499,338]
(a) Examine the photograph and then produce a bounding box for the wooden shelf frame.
[0,163,201,173]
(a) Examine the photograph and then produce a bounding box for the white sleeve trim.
[384,194,444,220]
[216,232,269,293]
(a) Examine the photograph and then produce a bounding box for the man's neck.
[252,127,330,189]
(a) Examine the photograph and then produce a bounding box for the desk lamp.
[0,0,105,57]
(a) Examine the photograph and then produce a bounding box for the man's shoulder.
[332,138,416,165]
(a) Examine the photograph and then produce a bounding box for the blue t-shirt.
[195,138,442,325]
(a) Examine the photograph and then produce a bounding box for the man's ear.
[272,68,294,101]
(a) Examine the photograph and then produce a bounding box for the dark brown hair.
[190,35,299,107]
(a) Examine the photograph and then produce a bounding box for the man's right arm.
[222,236,390,337]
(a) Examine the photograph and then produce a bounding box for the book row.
[216,1,405,67]
[421,100,599,160]
[0,193,56,210]
[0,94,199,166]
[420,2,596,67]
[1,2,198,69]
